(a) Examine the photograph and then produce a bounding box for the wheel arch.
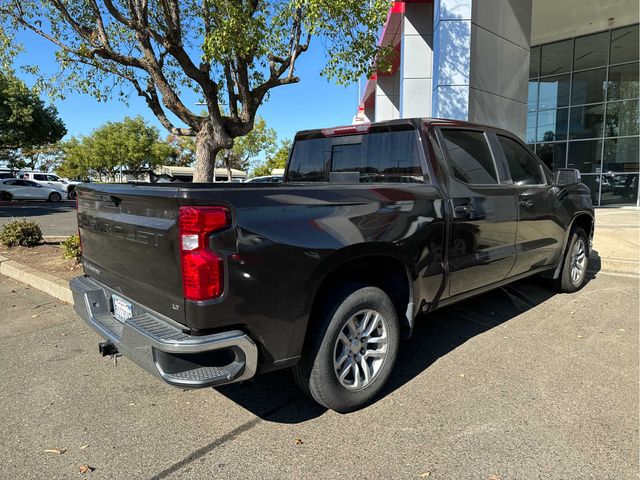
[303,244,416,346]
[553,211,594,279]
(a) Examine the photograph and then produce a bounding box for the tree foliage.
[165,134,196,167]
[253,139,291,177]
[0,70,66,159]
[57,116,174,179]
[1,0,392,181]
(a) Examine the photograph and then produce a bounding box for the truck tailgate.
[77,184,185,324]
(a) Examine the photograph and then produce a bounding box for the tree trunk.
[221,150,233,182]
[193,122,232,183]
[225,158,233,182]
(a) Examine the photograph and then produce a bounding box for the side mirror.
[555,168,581,186]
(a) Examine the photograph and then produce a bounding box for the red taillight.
[179,206,230,301]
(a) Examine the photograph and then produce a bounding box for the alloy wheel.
[570,238,587,284]
[333,309,388,390]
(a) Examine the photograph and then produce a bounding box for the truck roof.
[294,117,515,140]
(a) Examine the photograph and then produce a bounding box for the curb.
[0,254,73,304]
[43,236,69,243]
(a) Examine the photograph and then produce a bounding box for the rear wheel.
[0,191,12,201]
[553,226,589,292]
[293,283,400,412]
[68,188,77,200]
[48,191,62,202]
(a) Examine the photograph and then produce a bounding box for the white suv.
[19,171,80,199]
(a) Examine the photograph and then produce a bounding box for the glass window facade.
[528,24,640,205]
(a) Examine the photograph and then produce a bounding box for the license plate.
[112,294,133,323]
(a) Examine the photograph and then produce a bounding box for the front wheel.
[293,284,400,412]
[554,226,589,292]
[48,191,62,202]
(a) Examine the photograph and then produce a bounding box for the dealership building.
[356,0,640,206]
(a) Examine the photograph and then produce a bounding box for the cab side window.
[34,174,48,181]
[497,135,545,185]
[440,129,498,185]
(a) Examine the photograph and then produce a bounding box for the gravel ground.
[0,271,637,479]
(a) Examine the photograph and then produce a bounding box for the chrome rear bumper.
[70,276,258,388]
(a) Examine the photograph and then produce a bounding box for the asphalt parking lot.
[0,270,637,479]
[0,201,77,236]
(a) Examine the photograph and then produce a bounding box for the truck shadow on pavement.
[216,266,601,424]
[0,201,76,217]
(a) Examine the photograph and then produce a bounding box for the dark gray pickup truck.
[70,118,594,412]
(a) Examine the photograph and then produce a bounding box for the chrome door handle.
[454,204,475,216]
[519,199,534,208]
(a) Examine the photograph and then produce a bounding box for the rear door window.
[497,135,545,185]
[34,174,47,181]
[440,129,499,185]
[287,138,327,182]
[288,129,425,183]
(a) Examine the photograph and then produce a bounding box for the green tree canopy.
[57,116,174,180]
[253,139,291,177]
[165,135,196,167]
[0,70,66,167]
[1,0,391,181]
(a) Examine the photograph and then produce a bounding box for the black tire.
[293,283,400,413]
[0,191,12,201]
[68,188,77,200]
[553,226,589,293]
[48,191,62,202]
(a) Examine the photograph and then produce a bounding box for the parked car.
[245,174,283,183]
[70,118,594,412]
[19,171,80,199]
[0,178,64,201]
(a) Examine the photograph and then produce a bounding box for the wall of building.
[468,0,532,138]
[431,0,532,138]
[375,73,401,122]
[400,2,434,118]
[527,23,639,206]
[532,0,640,45]
[361,0,638,208]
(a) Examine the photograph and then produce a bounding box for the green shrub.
[0,219,43,247]
[61,234,81,263]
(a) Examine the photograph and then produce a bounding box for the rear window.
[440,129,499,185]
[287,130,425,183]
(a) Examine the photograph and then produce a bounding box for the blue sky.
[13,29,362,144]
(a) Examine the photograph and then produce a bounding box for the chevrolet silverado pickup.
[70,118,594,412]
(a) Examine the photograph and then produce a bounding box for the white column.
[374,73,400,122]
[400,2,434,118]
[431,0,533,139]
[468,0,532,139]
